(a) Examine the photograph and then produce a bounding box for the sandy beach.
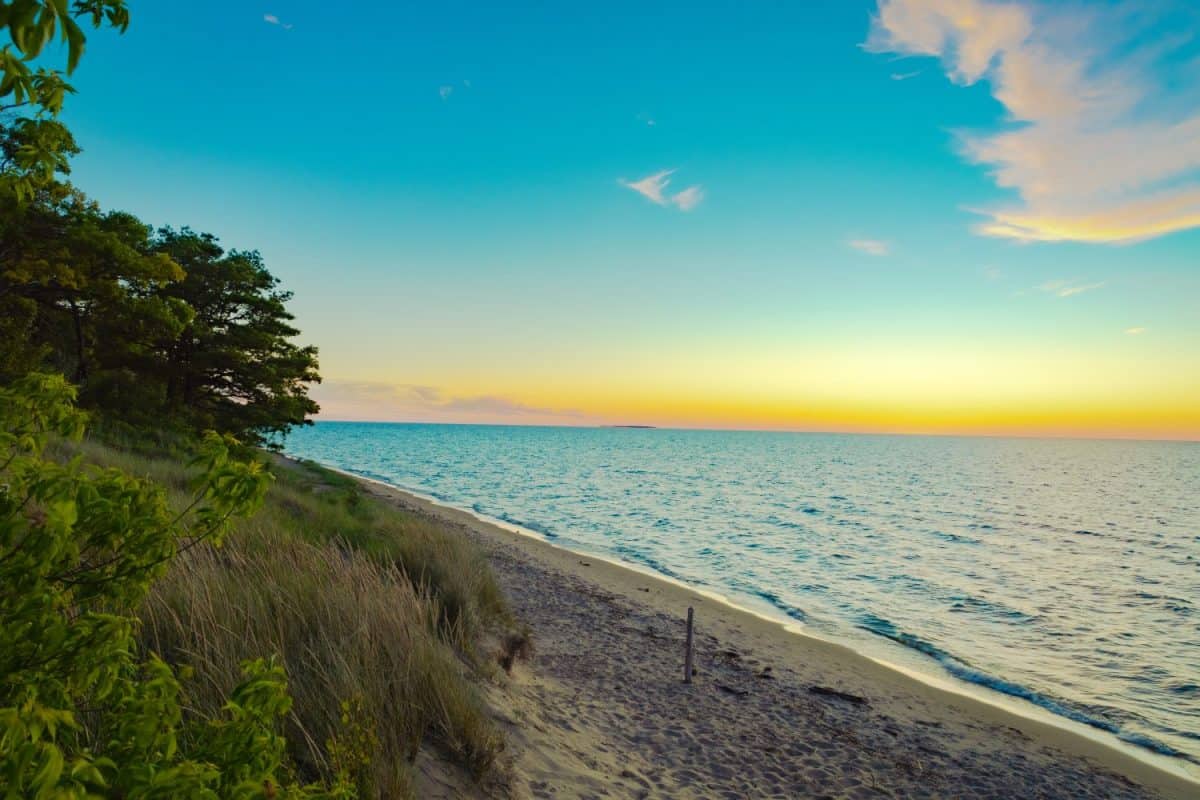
[351,477,1198,800]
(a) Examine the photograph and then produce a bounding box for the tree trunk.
[70,300,88,385]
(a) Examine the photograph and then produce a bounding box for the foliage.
[0,189,189,387]
[0,373,352,798]
[0,1,320,444]
[54,437,515,798]
[1,0,130,200]
[155,228,321,444]
[0,189,321,443]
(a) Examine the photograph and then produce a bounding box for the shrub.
[0,373,351,798]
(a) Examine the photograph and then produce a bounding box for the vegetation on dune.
[0,374,344,798]
[2,5,520,798]
[4,375,515,798]
[53,433,512,798]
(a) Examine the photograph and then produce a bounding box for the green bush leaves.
[0,375,353,798]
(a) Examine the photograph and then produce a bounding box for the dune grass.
[52,433,516,799]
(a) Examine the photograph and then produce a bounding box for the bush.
[0,373,351,798]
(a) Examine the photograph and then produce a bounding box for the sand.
[351,478,1199,800]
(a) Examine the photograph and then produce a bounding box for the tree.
[1,2,321,443]
[0,189,190,391]
[0,373,352,798]
[156,228,321,445]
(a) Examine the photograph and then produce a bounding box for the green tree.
[0,373,352,798]
[156,229,321,445]
[0,190,190,390]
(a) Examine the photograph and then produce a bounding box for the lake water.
[284,422,1200,766]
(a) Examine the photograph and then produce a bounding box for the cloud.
[438,85,454,100]
[866,1,1200,244]
[1124,327,1146,335]
[311,382,587,425]
[847,238,891,256]
[983,266,1005,280]
[890,70,922,80]
[263,13,293,30]
[672,185,705,211]
[619,169,705,211]
[1035,279,1105,297]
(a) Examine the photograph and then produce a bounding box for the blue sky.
[55,0,1200,437]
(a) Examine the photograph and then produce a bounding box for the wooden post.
[684,606,694,684]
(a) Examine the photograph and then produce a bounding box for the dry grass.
[141,532,502,796]
[53,434,516,799]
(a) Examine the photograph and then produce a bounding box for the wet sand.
[353,478,1198,800]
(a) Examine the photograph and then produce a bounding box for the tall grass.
[141,532,502,796]
[52,434,516,799]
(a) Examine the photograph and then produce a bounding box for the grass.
[52,433,518,799]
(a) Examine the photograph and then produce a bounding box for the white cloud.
[439,85,454,100]
[1035,279,1105,297]
[619,169,705,211]
[847,238,890,256]
[621,169,673,204]
[890,70,922,81]
[1124,327,1146,335]
[672,185,705,211]
[263,13,293,30]
[867,0,1200,244]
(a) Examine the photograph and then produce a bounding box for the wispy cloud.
[866,0,1200,244]
[847,238,890,256]
[1035,279,1105,298]
[671,185,705,211]
[619,169,705,211]
[438,85,454,100]
[263,13,293,30]
[890,69,922,81]
[311,382,587,424]
[983,266,1005,281]
[1124,327,1147,335]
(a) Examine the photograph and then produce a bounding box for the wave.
[855,613,1193,761]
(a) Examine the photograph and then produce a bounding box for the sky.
[59,0,1200,440]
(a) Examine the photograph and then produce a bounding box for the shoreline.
[306,458,1198,798]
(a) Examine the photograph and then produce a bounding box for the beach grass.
[51,434,514,798]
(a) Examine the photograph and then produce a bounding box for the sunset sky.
[62,1,1199,439]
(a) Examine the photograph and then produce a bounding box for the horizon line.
[304,417,1200,445]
